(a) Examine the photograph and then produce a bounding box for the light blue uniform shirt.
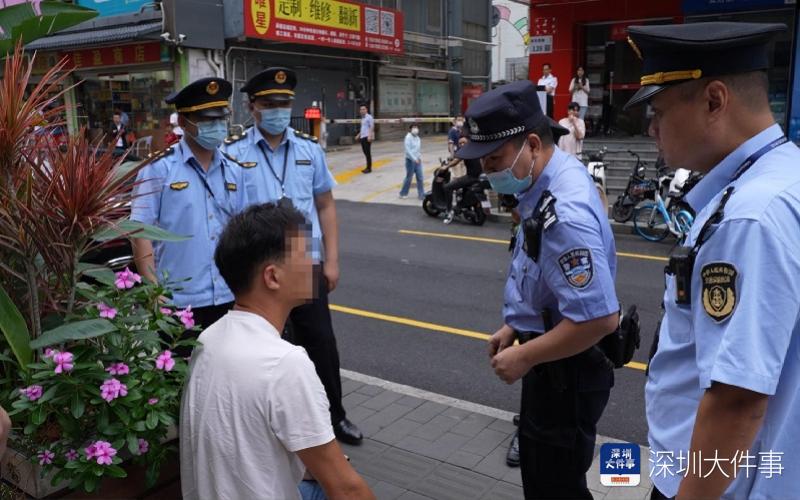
[360,113,373,138]
[222,126,336,261]
[404,133,421,161]
[503,147,619,333]
[130,140,248,308]
[646,124,800,499]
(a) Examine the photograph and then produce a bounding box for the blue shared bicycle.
[632,169,698,242]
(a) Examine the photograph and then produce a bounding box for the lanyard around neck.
[187,155,232,217]
[257,139,290,198]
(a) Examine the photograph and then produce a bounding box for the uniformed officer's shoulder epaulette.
[145,146,175,163]
[223,129,248,145]
[294,130,318,143]
[221,150,257,169]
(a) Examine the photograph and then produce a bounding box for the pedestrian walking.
[537,63,558,118]
[457,80,619,499]
[557,102,586,156]
[131,78,249,355]
[400,124,424,200]
[447,116,464,158]
[624,22,800,499]
[355,104,374,173]
[223,67,363,446]
[180,201,375,500]
[569,66,590,120]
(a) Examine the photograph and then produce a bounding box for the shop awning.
[26,21,162,51]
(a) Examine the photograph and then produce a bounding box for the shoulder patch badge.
[701,262,737,322]
[170,181,189,191]
[558,248,593,288]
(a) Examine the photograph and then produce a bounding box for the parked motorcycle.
[585,146,608,210]
[611,150,657,223]
[423,159,492,226]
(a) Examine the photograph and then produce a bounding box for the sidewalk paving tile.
[421,432,472,461]
[359,403,415,437]
[371,418,422,446]
[366,479,407,500]
[342,391,371,409]
[345,404,376,423]
[341,439,389,465]
[488,418,518,434]
[361,389,404,411]
[393,435,435,456]
[356,447,439,490]
[341,379,364,396]
[355,384,384,397]
[501,465,523,486]
[440,406,471,421]
[413,463,493,500]
[445,449,484,469]
[481,480,525,500]
[395,395,427,408]
[450,413,494,438]
[459,427,509,456]
[411,413,462,441]
[404,400,449,423]
[397,492,435,500]
[472,442,513,480]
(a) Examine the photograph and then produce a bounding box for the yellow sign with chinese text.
[273,0,360,31]
[250,0,271,35]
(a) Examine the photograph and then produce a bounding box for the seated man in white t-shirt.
[180,200,375,500]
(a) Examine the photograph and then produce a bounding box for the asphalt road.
[331,200,674,446]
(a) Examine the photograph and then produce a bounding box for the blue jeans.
[299,480,327,500]
[400,158,425,198]
[579,106,588,120]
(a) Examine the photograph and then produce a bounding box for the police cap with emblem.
[623,22,786,110]
[456,80,568,160]
[240,67,297,102]
[165,77,232,118]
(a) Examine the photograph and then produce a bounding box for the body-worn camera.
[668,246,695,305]
[522,217,542,262]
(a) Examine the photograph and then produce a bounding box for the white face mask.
[411,127,419,135]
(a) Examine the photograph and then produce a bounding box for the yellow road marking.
[334,159,392,184]
[330,303,648,372]
[398,229,669,262]
[360,165,439,202]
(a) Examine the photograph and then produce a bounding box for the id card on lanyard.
[190,159,234,218]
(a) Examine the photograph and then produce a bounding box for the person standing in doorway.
[400,124,424,200]
[355,104,374,173]
[557,102,586,157]
[109,111,129,154]
[538,63,558,118]
[223,67,364,446]
[569,66,590,120]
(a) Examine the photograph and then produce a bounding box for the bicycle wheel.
[633,203,670,242]
[673,209,694,238]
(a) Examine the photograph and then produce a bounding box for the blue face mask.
[259,107,292,135]
[486,142,534,194]
[187,119,228,150]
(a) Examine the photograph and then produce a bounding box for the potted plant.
[0,44,192,496]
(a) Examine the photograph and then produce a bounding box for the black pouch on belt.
[597,304,641,369]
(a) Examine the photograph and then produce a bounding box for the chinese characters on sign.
[649,449,785,479]
[529,35,553,54]
[60,43,165,69]
[600,443,641,487]
[245,0,404,55]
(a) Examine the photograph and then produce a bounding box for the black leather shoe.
[334,418,363,445]
[361,168,372,174]
[506,430,520,467]
[512,414,520,426]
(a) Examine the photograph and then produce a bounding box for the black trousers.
[360,137,372,170]
[175,301,233,357]
[518,359,611,499]
[546,95,554,119]
[285,271,346,424]
[444,175,479,210]
[651,486,674,500]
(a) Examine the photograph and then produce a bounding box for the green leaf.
[23,423,37,435]
[93,219,189,243]
[77,264,116,287]
[158,412,175,427]
[133,421,146,432]
[30,319,117,349]
[127,433,139,455]
[71,392,85,418]
[84,475,98,492]
[105,465,127,479]
[0,284,32,371]
[37,384,59,404]
[31,404,45,425]
[0,1,99,55]
[145,411,158,430]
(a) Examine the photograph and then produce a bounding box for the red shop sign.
[60,42,165,69]
[244,0,404,55]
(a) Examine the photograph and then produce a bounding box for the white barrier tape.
[326,116,456,124]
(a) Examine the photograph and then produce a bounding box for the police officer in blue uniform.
[131,77,249,351]
[223,67,363,445]
[457,81,620,499]
[624,22,800,499]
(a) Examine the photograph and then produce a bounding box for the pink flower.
[52,351,74,374]
[99,378,128,402]
[20,385,43,401]
[155,350,175,371]
[160,307,172,315]
[43,348,57,359]
[147,398,159,405]
[97,303,118,320]
[65,449,78,461]
[174,306,195,329]
[105,362,129,376]
[138,438,149,455]
[85,441,116,466]
[37,449,54,465]
[114,267,142,290]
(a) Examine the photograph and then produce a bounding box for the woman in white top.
[568,66,590,120]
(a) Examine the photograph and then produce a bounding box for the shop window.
[427,0,442,33]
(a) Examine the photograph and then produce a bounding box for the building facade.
[491,0,530,84]
[528,0,798,141]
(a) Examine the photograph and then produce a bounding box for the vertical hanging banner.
[244,0,404,55]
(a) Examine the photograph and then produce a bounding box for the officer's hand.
[323,261,340,292]
[491,346,530,385]
[488,325,515,357]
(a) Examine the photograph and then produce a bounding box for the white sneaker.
[399,194,408,199]
[443,211,454,225]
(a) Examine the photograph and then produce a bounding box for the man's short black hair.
[543,63,552,69]
[214,200,307,296]
[567,101,580,111]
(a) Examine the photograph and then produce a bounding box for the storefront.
[529,0,798,138]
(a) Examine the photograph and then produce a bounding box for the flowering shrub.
[4,267,197,492]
